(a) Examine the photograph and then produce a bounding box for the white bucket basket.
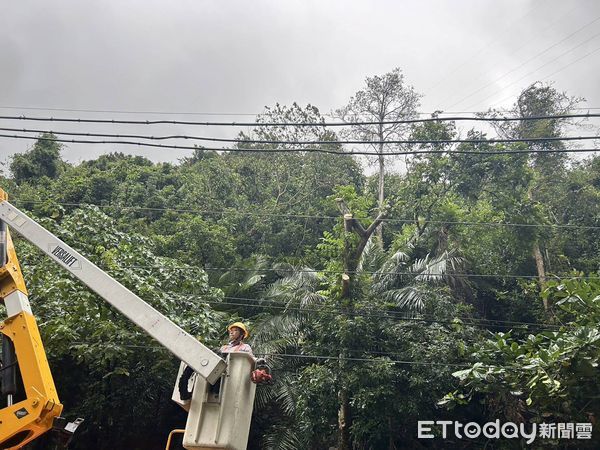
[172,352,256,450]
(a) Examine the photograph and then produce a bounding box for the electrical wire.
[64,341,551,371]
[435,0,581,107]
[214,296,561,330]
[12,200,599,231]
[20,260,563,330]
[465,31,600,111]
[2,105,599,116]
[446,13,600,110]
[0,107,263,116]
[490,45,600,108]
[44,278,560,361]
[542,45,600,81]
[0,112,598,127]
[210,300,523,330]
[258,352,481,367]
[65,341,488,368]
[2,126,599,146]
[216,297,527,328]
[256,353,554,371]
[42,276,520,360]
[121,264,599,281]
[1,133,599,156]
[66,329,534,367]
[22,255,577,329]
[425,0,544,94]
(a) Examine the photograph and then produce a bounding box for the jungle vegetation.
[3,74,600,449]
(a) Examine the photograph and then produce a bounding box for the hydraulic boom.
[0,190,226,448]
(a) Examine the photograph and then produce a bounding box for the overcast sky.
[1,0,599,167]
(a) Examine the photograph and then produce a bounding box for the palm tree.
[250,264,326,450]
[371,243,466,313]
[249,239,467,449]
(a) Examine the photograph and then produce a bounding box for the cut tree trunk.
[337,388,351,450]
[533,243,548,311]
[376,149,385,246]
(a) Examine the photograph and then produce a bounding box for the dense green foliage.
[441,278,600,446]
[1,80,599,449]
[17,206,224,449]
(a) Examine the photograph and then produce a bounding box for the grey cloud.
[0,0,598,166]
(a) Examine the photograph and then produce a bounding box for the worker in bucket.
[220,322,272,386]
[220,322,272,385]
[221,322,253,355]
[221,322,271,384]
[179,322,271,400]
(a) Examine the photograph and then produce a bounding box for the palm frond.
[273,380,297,417]
[413,250,465,284]
[372,249,410,292]
[265,265,324,308]
[300,291,326,307]
[358,236,387,273]
[381,287,426,312]
[262,423,307,450]
[254,372,297,412]
[215,254,269,296]
[251,313,303,354]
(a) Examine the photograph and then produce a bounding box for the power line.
[436,1,581,108]
[217,297,520,328]
[50,279,518,355]
[13,200,600,231]
[19,259,573,327]
[96,263,599,281]
[0,106,263,116]
[65,340,464,366]
[2,105,599,116]
[64,341,551,370]
[259,352,485,368]
[34,271,561,348]
[206,267,600,281]
[542,45,600,81]
[1,133,600,157]
[215,296,560,330]
[65,341,496,368]
[36,256,574,367]
[466,31,600,111]
[256,353,563,371]
[490,45,600,109]
[447,13,600,110]
[425,0,544,94]
[69,340,577,371]
[0,112,598,127]
[2,126,599,146]
[85,337,542,369]
[210,299,531,330]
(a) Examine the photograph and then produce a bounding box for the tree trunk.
[388,417,397,450]
[533,243,548,311]
[338,214,353,450]
[338,388,351,450]
[377,149,385,246]
[334,206,388,450]
[437,225,449,254]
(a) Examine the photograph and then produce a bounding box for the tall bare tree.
[335,68,421,244]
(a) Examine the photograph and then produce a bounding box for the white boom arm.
[0,200,226,384]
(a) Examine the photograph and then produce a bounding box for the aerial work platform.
[172,352,257,450]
